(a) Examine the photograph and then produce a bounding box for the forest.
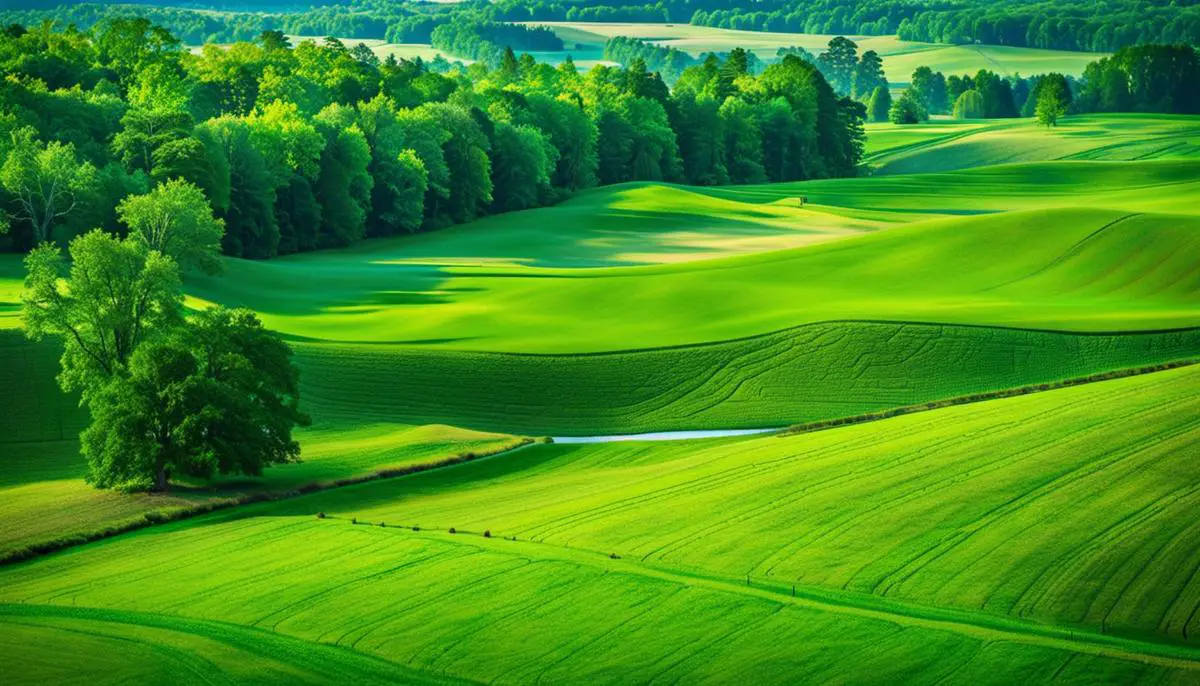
[0,20,865,259]
[3,1,1198,53]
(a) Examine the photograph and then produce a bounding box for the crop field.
[865,115,1200,175]
[3,368,1199,684]
[529,23,1106,81]
[2,19,1198,676]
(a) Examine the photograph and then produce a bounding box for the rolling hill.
[3,367,1198,684]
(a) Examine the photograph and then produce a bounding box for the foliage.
[0,22,866,259]
[21,229,182,396]
[1075,44,1200,115]
[953,89,985,119]
[1035,78,1069,127]
[867,86,891,123]
[81,307,308,491]
[117,179,224,275]
[0,127,97,246]
[888,89,927,124]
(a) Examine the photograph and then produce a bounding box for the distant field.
[530,23,1105,81]
[866,114,1200,175]
[3,367,1198,683]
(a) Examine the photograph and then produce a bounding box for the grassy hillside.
[172,204,1199,351]
[3,368,1198,683]
[530,23,1104,82]
[293,324,1200,435]
[865,115,1200,175]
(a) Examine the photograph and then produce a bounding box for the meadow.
[3,367,1198,684]
[865,114,1200,175]
[1,24,1197,676]
[528,23,1106,82]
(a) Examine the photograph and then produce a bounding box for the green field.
[866,115,1200,175]
[3,368,1198,683]
[2,44,1198,680]
[530,23,1106,82]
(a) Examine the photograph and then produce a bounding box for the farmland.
[530,23,1106,82]
[2,368,1199,683]
[2,9,1199,682]
[865,115,1200,175]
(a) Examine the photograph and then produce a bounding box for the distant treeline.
[2,1,1197,53]
[431,19,563,67]
[886,43,1200,124]
[0,21,865,259]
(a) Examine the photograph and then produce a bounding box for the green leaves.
[21,229,183,396]
[81,307,308,490]
[117,178,225,276]
[0,126,98,244]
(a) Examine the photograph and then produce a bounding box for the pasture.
[865,114,1200,175]
[529,23,1106,81]
[3,367,1199,684]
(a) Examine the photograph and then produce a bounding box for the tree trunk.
[154,462,169,492]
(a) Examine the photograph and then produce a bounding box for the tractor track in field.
[298,520,1200,672]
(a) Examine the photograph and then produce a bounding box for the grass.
[289,324,1200,435]
[167,202,1199,351]
[0,605,463,685]
[866,114,1200,175]
[529,23,1106,81]
[2,367,1198,683]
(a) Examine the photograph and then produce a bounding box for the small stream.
[550,428,779,444]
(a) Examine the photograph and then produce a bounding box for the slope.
[3,367,1198,684]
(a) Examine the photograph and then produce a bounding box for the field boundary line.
[321,523,1200,670]
[288,319,1200,358]
[776,359,1197,437]
[0,437,536,568]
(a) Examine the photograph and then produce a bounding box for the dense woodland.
[2,1,1198,53]
[0,20,865,259]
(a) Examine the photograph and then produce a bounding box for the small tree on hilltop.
[1035,78,1070,128]
[953,89,986,119]
[889,90,927,124]
[867,86,892,123]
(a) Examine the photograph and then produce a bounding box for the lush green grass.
[0,418,520,559]
[0,605,462,685]
[292,323,1200,435]
[3,368,1198,683]
[866,115,1200,175]
[172,202,1199,351]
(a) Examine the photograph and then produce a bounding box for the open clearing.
[3,368,1199,684]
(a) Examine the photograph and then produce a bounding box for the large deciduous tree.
[81,307,308,491]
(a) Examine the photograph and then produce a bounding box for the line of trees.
[879,43,1197,127]
[0,20,866,258]
[431,19,563,68]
